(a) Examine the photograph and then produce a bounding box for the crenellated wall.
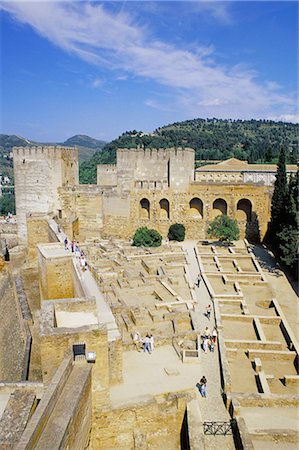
[14,145,274,244]
[13,146,78,245]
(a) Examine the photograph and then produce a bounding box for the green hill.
[79,119,299,184]
[0,134,107,178]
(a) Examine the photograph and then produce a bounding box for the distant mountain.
[0,133,107,167]
[0,134,33,150]
[64,134,106,150]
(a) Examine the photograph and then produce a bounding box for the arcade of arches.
[139,196,253,223]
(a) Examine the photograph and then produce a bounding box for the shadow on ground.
[252,244,298,296]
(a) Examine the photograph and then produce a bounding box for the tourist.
[133,331,142,352]
[203,326,211,338]
[195,273,201,287]
[202,337,208,354]
[149,334,154,352]
[80,255,87,272]
[143,334,151,354]
[64,237,68,250]
[75,244,81,258]
[212,327,217,345]
[199,376,207,397]
[208,338,214,352]
[71,241,75,252]
[205,304,211,320]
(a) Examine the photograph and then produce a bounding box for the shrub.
[207,215,240,244]
[168,223,185,242]
[132,227,162,247]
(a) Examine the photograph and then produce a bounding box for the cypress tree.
[270,147,288,236]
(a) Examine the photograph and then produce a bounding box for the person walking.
[133,331,142,352]
[149,334,154,352]
[206,304,211,320]
[199,376,207,397]
[212,327,217,345]
[195,273,201,287]
[64,237,68,250]
[143,335,151,354]
[203,326,211,338]
[203,337,209,354]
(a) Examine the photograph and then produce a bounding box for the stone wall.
[17,358,92,450]
[99,182,271,241]
[0,272,26,381]
[39,301,109,392]
[38,244,74,300]
[92,390,194,449]
[13,146,78,245]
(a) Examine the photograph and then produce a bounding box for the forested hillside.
[79,119,298,184]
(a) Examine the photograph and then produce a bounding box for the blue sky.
[0,1,298,142]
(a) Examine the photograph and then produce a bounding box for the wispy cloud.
[1,0,297,121]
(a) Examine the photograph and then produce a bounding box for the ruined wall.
[0,272,25,381]
[13,146,78,245]
[92,391,193,449]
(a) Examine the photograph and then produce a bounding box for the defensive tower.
[13,146,78,245]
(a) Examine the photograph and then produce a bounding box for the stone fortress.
[0,145,298,449]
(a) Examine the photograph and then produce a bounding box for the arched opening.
[189,198,203,218]
[236,199,252,222]
[159,198,170,219]
[140,198,150,219]
[212,198,227,217]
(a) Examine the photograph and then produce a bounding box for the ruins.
[0,146,298,449]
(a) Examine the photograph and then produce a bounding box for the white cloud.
[267,114,299,124]
[1,1,296,120]
[91,78,104,89]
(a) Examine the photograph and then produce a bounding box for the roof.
[197,158,297,172]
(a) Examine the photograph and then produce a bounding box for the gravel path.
[182,241,235,449]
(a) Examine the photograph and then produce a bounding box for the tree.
[132,227,162,247]
[0,193,15,215]
[207,215,240,244]
[277,226,298,276]
[269,147,289,235]
[265,147,273,162]
[168,223,185,242]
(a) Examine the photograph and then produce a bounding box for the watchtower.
[13,146,78,245]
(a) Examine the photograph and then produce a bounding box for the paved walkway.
[181,241,235,449]
[72,256,120,342]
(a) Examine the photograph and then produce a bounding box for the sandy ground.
[240,406,299,433]
[110,345,201,408]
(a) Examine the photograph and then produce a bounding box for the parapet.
[117,147,195,162]
[13,146,78,159]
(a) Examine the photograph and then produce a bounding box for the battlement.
[97,164,117,171]
[13,146,78,159]
[117,147,194,164]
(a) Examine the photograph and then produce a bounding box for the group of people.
[4,212,13,223]
[202,326,217,353]
[64,238,87,271]
[133,331,154,354]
